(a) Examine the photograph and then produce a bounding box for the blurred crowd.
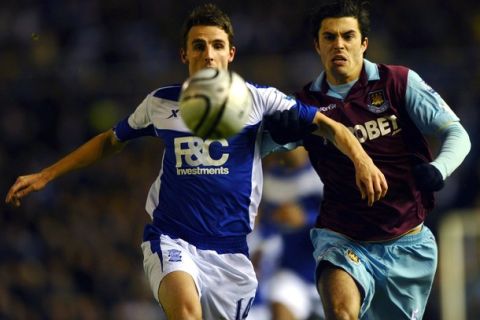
[1,0,480,319]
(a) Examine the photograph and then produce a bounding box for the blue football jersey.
[114,82,315,254]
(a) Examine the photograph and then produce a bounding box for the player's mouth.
[332,55,347,66]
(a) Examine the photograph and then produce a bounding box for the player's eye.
[213,42,225,50]
[323,34,336,41]
[192,42,206,51]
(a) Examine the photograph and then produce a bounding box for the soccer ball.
[179,68,252,140]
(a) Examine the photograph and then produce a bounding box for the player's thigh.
[318,263,362,319]
[158,271,201,319]
[141,236,202,318]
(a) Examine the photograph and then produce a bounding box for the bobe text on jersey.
[349,114,400,143]
[174,136,230,175]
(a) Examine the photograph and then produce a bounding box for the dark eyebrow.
[191,38,226,45]
[343,30,356,36]
[191,39,207,45]
[322,29,357,36]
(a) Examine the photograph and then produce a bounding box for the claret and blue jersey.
[114,82,316,255]
[297,59,461,241]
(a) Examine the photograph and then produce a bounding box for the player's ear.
[180,48,188,64]
[313,39,321,55]
[228,46,236,63]
[361,37,368,54]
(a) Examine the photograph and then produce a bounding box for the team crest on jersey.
[346,249,360,264]
[168,249,182,262]
[367,90,390,114]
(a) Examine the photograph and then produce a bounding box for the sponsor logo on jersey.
[168,249,182,262]
[367,90,390,113]
[167,109,180,119]
[174,136,230,175]
[319,103,337,112]
[346,249,360,264]
[349,114,401,143]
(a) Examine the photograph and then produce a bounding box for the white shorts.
[267,270,324,320]
[141,234,258,319]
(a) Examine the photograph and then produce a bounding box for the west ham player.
[265,1,471,319]
[5,3,387,320]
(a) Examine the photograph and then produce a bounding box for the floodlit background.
[1,0,479,319]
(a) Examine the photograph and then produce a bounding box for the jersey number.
[235,297,254,320]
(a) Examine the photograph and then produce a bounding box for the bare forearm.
[312,112,388,205]
[6,129,125,207]
[312,112,365,163]
[43,130,124,182]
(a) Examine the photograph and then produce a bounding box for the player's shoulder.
[139,84,182,116]
[245,81,289,98]
[245,81,272,93]
[369,61,411,86]
[377,63,411,77]
[150,84,182,101]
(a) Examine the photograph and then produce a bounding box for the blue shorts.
[311,226,438,320]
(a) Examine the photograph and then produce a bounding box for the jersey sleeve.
[431,122,471,179]
[405,70,460,135]
[113,94,157,141]
[248,83,317,127]
[248,84,296,117]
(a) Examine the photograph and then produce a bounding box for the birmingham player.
[5,3,387,320]
[259,147,325,320]
[265,1,470,319]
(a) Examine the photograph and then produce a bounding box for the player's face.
[181,25,236,76]
[315,17,368,85]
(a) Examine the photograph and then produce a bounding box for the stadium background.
[1,0,479,319]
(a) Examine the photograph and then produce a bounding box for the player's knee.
[327,306,358,320]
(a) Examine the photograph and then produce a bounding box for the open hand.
[5,172,49,207]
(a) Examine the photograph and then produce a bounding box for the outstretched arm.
[5,129,125,207]
[312,112,388,206]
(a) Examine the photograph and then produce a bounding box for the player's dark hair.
[181,3,234,49]
[310,0,370,42]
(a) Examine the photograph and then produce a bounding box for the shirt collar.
[309,59,379,92]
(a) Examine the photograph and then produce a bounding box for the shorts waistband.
[320,223,430,246]
[145,221,249,256]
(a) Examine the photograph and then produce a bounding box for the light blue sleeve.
[405,70,459,135]
[430,122,471,179]
[405,70,470,179]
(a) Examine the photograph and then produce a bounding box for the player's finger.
[15,186,33,200]
[12,196,21,207]
[365,180,375,207]
[5,185,19,204]
[374,177,383,201]
[356,179,366,201]
[6,177,33,204]
[6,181,24,202]
[380,174,388,198]
[5,191,20,207]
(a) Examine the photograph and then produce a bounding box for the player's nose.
[204,45,215,59]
